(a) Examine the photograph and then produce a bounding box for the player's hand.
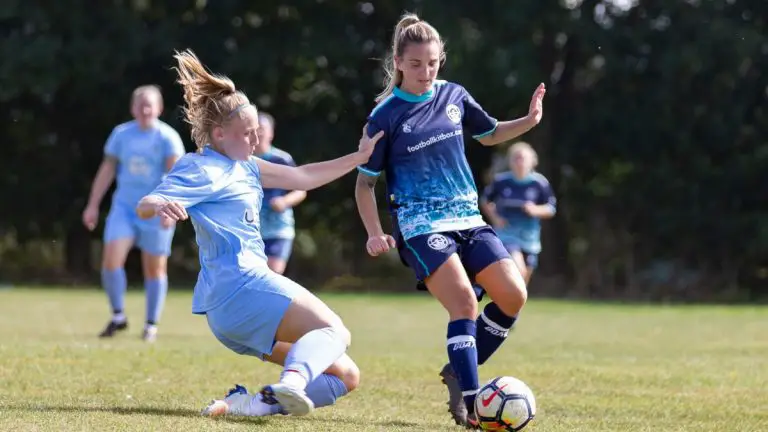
[82,205,99,231]
[527,83,546,126]
[270,196,288,212]
[366,234,396,257]
[160,215,176,228]
[355,124,385,164]
[522,201,536,216]
[157,201,188,222]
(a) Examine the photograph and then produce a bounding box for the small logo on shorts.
[446,104,461,124]
[402,123,412,133]
[427,234,450,251]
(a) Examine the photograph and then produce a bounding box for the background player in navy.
[253,112,307,274]
[354,13,546,428]
[481,142,556,284]
[138,50,383,418]
[82,85,186,342]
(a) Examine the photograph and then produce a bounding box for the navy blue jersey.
[256,147,297,239]
[482,171,556,254]
[358,80,498,240]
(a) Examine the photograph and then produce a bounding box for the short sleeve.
[461,88,498,140]
[357,119,389,177]
[283,153,297,167]
[537,176,557,211]
[482,180,498,203]
[104,127,121,157]
[162,128,186,159]
[147,156,213,208]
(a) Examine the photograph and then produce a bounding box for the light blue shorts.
[104,201,175,257]
[205,271,307,360]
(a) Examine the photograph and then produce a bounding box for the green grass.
[0,288,767,431]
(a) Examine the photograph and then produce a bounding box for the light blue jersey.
[147,146,272,314]
[482,171,556,254]
[105,120,186,206]
[357,81,498,240]
[257,147,297,240]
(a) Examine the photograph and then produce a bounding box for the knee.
[143,258,168,280]
[496,280,527,317]
[330,323,352,348]
[341,359,361,392]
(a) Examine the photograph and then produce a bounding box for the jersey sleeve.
[103,126,121,158]
[162,128,187,159]
[357,118,389,177]
[537,176,557,212]
[147,156,213,208]
[461,87,498,140]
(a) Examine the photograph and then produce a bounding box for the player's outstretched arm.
[477,83,546,147]
[256,128,384,191]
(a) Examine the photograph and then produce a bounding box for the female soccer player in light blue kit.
[82,85,186,342]
[481,142,556,284]
[252,112,306,274]
[354,13,546,428]
[137,50,383,418]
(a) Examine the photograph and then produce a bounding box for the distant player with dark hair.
[82,85,186,342]
[354,12,546,428]
[252,112,306,274]
[481,142,556,284]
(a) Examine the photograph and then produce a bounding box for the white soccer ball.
[475,376,536,431]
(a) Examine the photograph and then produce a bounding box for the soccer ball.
[475,376,536,431]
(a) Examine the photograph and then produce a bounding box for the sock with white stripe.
[446,319,480,414]
[476,302,517,365]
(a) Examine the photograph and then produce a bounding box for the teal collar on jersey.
[393,84,435,103]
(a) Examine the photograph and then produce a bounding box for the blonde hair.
[508,141,539,168]
[376,13,445,103]
[173,49,252,150]
[131,85,163,107]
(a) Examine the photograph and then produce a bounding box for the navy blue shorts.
[502,242,539,269]
[398,226,510,285]
[263,238,294,261]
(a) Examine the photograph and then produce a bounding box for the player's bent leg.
[474,258,527,367]
[424,254,481,427]
[99,237,134,338]
[140,252,169,342]
[264,285,352,416]
[265,342,358,408]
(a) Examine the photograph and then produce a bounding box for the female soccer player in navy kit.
[137,50,382,418]
[82,85,186,342]
[354,13,546,428]
[252,112,307,274]
[481,142,556,284]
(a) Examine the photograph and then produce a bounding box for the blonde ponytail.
[173,49,251,149]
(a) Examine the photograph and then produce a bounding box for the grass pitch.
[0,287,766,431]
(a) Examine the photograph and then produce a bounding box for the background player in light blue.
[354,13,546,428]
[82,85,186,342]
[481,142,556,284]
[137,50,383,418]
[253,112,307,274]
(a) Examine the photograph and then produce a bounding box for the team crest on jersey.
[503,188,512,197]
[427,234,450,251]
[525,188,538,201]
[402,123,412,133]
[445,104,461,124]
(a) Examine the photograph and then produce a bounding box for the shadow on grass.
[0,404,265,425]
[2,404,441,429]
